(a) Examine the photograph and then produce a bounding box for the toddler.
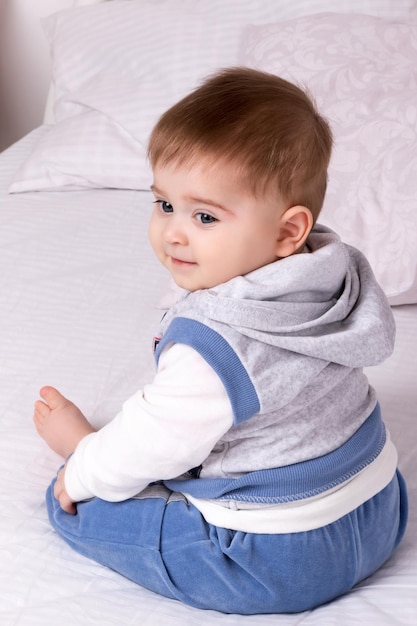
[34,67,407,614]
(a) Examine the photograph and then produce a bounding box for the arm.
[64,343,234,503]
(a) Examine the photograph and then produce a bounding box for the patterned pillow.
[241,13,417,304]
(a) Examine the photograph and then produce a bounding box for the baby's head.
[147,67,333,291]
[149,67,332,223]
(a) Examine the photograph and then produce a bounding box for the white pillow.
[240,12,417,305]
[9,1,278,192]
[9,0,417,193]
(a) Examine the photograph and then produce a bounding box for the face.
[148,159,286,292]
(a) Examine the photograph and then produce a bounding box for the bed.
[1,1,416,624]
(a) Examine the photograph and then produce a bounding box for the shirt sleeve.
[64,343,234,502]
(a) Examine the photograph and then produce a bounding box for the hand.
[54,465,77,515]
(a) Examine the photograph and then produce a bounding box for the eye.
[196,212,217,225]
[154,200,173,213]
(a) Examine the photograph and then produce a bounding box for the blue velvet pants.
[46,471,407,614]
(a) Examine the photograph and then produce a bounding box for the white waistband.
[185,434,398,534]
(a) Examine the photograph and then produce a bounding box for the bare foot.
[34,386,95,458]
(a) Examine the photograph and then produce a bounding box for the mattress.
[0,128,416,625]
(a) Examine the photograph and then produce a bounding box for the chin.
[172,278,193,291]
[175,280,204,292]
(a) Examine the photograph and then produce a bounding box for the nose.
[162,215,188,245]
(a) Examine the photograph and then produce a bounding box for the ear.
[275,205,313,258]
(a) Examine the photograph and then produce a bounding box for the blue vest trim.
[154,317,260,424]
[164,403,385,504]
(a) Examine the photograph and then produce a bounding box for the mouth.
[170,257,196,267]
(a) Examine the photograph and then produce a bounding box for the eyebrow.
[188,195,230,212]
[150,185,231,213]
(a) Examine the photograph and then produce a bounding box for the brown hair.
[148,67,333,222]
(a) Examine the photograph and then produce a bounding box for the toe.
[39,386,70,410]
[33,399,50,426]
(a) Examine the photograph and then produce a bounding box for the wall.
[0,0,105,151]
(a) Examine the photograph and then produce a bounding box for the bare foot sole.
[34,386,95,458]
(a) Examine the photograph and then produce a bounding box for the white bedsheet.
[0,128,416,625]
